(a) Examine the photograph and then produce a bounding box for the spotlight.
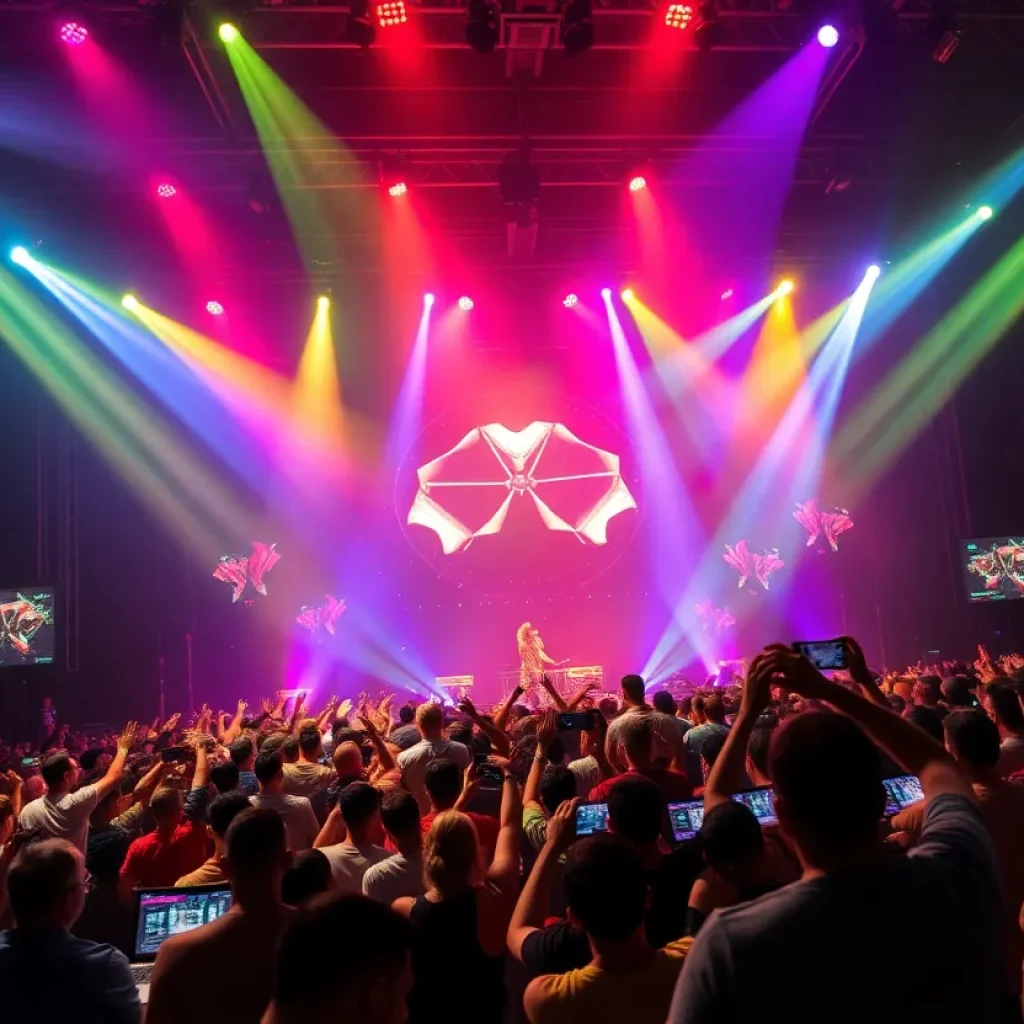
[376,0,407,27]
[10,246,29,266]
[777,279,794,296]
[465,0,500,53]
[317,295,331,309]
[458,296,474,311]
[59,20,88,45]
[664,3,694,29]
[720,288,734,300]
[817,24,839,47]
[628,176,648,193]
[563,293,579,308]
[388,182,408,198]
[600,288,612,300]
[693,1,723,50]
[865,264,881,281]
[621,288,635,302]
[206,300,225,316]
[156,183,177,199]
[977,205,994,221]
[562,0,594,55]
[424,293,435,306]
[121,294,139,311]
[218,22,239,42]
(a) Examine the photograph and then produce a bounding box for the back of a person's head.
[150,785,182,823]
[229,737,254,766]
[652,691,676,716]
[446,722,473,748]
[41,752,71,789]
[209,791,254,839]
[621,674,646,705]
[259,733,287,758]
[701,801,763,876]
[339,781,380,829]
[424,758,461,805]
[887,694,906,715]
[423,810,478,895]
[254,749,284,785]
[692,695,706,716]
[281,849,332,907]
[747,726,774,779]
[700,730,728,774]
[904,705,944,744]
[942,675,976,708]
[944,710,1000,771]
[332,740,364,781]
[226,808,287,876]
[606,774,663,845]
[297,725,321,756]
[380,791,421,842]
[416,703,444,734]
[270,893,414,1023]
[539,766,576,815]
[769,711,883,851]
[211,761,241,794]
[986,680,1024,731]
[563,834,647,943]
[704,695,727,724]
[6,839,78,925]
[399,704,416,725]
[619,715,654,763]
[282,736,300,761]
[916,675,943,705]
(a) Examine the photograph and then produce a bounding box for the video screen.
[962,538,1024,603]
[668,800,705,843]
[733,787,779,826]
[883,775,924,817]
[134,889,232,957]
[575,801,609,836]
[0,589,55,667]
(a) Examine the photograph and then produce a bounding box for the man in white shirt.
[19,722,137,855]
[282,725,335,800]
[250,749,319,852]
[320,782,390,892]
[396,704,470,813]
[362,791,424,904]
[605,675,684,770]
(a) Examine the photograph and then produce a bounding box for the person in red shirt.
[416,758,500,863]
[588,716,693,802]
[119,739,211,897]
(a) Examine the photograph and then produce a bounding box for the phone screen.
[557,711,595,732]
[732,787,778,826]
[575,801,609,836]
[793,640,847,671]
[667,800,705,843]
[882,775,924,816]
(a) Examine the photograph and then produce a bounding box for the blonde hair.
[423,810,480,896]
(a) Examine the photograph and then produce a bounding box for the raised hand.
[118,721,140,752]
[738,653,774,721]
[163,712,181,732]
[536,709,558,752]
[841,636,871,686]
[457,697,479,721]
[337,698,354,720]
[760,645,835,701]
[546,797,579,852]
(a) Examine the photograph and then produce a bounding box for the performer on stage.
[517,622,565,698]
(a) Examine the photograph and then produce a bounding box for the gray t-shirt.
[397,739,471,813]
[249,793,319,851]
[362,852,425,904]
[321,842,391,893]
[20,785,100,854]
[668,794,1005,1024]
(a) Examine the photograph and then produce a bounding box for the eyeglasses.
[71,871,96,893]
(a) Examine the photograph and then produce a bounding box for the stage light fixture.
[562,0,594,55]
[121,294,139,311]
[458,296,474,311]
[318,295,331,309]
[977,205,993,221]
[59,20,88,45]
[777,279,794,295]
[720,288,734,300]
[206,300,225,316]
[621,288,635,302]
[376,0,407,27]
[388,182,408,198]
[563,293,578,308]
[628,176,648,193]
[600,288,612,300]
[465,0,500,53]
[424,293,435,306]
[347,0,377,47]
[218,22,239,42]
[693,1,723,50]
[10,246,30,266]
[664,3,694,30]
[817,24,839,47]
[929,10,962,63]
[865,264,881,281]
[156,182,177,199]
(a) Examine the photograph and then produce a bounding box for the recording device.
[667,799,705,843]
[575,800,609,836]
[476,761,504,785]
[732,786,779,826]
[792,639,847,671]
[21,756,38,768]
[556,710,596,732]
[160,746,191,764]
[882,774,924,816]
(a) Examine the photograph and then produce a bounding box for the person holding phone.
[668,639,1007,1024]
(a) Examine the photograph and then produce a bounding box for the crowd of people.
[1,643,1024,1022]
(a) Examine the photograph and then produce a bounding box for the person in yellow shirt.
[522,803,692,1024]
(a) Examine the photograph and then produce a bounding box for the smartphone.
[575,800,609,836]
[557,711,596,732]
[21,756,37,768]
[160,746,191,764]
[732,786,779,826]
[476,762,503,786]
[667,799,705,843]
[792,639,847,672]
[882,774,924,816]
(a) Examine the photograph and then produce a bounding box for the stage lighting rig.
[561,0,594,55]
[693,1,723,50]
[466,0,500,53]
[347,0,376,48]
[663,3,694,31]
[498,151,541,259]
[379,154,412,197]
[377,0,407,27]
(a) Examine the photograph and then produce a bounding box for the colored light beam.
[291,297,346,456]
[386,295,434,470]
[833,233,1024,497]
[602,291,712,671]
[643,272,877,680]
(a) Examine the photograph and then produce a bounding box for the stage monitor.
[0,589,56,668]
[961,538,1024,604]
